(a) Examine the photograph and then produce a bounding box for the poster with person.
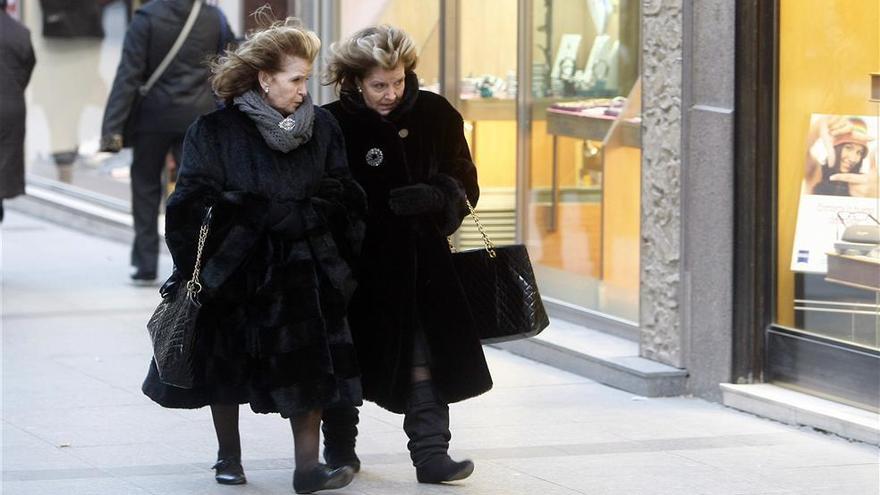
[791,114,879,273]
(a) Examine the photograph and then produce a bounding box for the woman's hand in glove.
[99,134,123,153]
[316,177,344,201]
[387,183,445,216]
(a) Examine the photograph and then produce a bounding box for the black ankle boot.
[293,464,354,494]
[212,457,246,485]
[403,381,474,484]
[416,456,474,484]
[323,446,361,473]
[321,406,361,472]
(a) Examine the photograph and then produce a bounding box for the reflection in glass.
[23,0,131,197]
[525,0,641,322]
[339,0,440,92]
[776,0,880,349]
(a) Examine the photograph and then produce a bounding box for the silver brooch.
[366,147,384,167]
[278,116,296,131]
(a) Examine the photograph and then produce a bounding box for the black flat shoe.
[293,464,354,494]
[416,457,474,484]
[212,457,246,485]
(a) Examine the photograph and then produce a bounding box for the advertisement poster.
[791,114,879,274]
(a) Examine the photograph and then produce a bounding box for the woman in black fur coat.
[321,25,493,484]
[140,13,363,494]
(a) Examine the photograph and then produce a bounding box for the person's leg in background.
[129,131,177,284]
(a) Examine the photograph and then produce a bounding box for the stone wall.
[639,0,737,398]
[640,0,684,367]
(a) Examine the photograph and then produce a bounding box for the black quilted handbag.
[451,200,549,344]
[146,206,213,389]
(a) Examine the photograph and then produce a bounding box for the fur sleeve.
[428,173,469,236]
[430,103,480,236]
[164,117,225,277]
[164,118,266,296]
[316,112,367,265]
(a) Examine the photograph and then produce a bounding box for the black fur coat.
[142,105,366,418]
[324,73,493,413]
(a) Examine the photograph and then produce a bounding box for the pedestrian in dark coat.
[322,24,492,484]
[0,0,35,222]
[140,12,363,494]
[100,0,235,285]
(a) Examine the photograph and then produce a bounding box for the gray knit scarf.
[233,89,314,153]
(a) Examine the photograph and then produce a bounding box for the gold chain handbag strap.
[185,206,213,295]
[448,199,497,258]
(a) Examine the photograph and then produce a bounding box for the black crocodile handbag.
[146,206,213,389]
[451,200,549,344]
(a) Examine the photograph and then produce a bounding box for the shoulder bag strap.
[448,199,497,258]
[186,205,213,295]
[139,0,203,97]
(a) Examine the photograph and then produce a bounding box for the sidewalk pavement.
[2,210,878,495]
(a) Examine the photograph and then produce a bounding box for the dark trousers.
[130,131,183,275]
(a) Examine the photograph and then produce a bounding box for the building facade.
[14,0,878,439]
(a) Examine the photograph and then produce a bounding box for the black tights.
[211,404,241,459]
[210,404,321,471]
[290,410,321,471]
[411,366,431,383]
[411,328,432,384]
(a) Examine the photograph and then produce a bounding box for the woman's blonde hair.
[212,7,321,103]
[325,25,418,94]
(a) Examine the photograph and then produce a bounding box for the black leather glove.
[316,177,344,201]
[99,134,123,153]
[387,183,445,216]
[158,269,183,298]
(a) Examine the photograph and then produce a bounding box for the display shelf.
[532,186,602,204]
[546,110,641,147]
[825,253,880,292]
[458,98,588,121]
[459,98,516,121]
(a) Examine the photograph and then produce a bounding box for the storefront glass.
[340,0,643,323]
[21,0,128,200]
[19,0,242,204]
[523,0,640,322]
[776,0,880,350]
[18,0,642,326]
[455,0,519,248]
[770,0,879,412]
[339,0,440,93]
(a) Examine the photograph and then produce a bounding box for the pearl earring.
[264,86,269,94]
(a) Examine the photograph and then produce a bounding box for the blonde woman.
[141,11,364,494]
[322,25,491,484]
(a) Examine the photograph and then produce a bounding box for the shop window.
[770,0,879,411]
[523,0,641,321]
[776,0,880,349]
[339,0,440,92]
